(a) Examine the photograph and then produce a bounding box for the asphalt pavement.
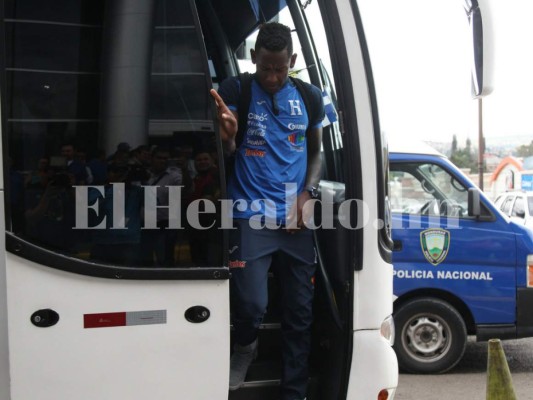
[395,337,533,399]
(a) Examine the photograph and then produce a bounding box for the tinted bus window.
[4,0,105,24]
[3,0,223,271]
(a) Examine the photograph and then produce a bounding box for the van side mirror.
[468,187,481,217]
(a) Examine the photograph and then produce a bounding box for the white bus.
[0,0,399,399]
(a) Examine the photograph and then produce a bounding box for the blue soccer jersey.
[218,76,323,224]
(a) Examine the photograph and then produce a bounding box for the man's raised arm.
[210,89,238,155]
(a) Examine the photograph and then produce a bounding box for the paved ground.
[395,337,533,399]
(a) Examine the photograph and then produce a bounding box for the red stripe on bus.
[84,312,126,328]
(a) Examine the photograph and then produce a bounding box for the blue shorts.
[228,219,316,268]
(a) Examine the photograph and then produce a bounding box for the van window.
[389,171,434,213]
[501,196,514,215]
[512,196,525,217]
[390,162,469,218]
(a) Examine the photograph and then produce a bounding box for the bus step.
[227,363,319,400]
[230,325,282,362]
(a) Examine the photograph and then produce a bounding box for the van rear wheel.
[393,298,467,374]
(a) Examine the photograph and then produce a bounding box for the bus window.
[4,0,223,271]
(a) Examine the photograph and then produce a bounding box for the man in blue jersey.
[210,22,324,400]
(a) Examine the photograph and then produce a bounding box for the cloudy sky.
[357,0,533,146]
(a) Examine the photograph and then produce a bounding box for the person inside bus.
[86,148,108,186]
[140,146,183,267]
[210,22,324,400]
[127,144,152,186]
[24,156,52,190]
[186,147,221,266]
[89,161,144,265]
[60,143,89,185]
[23,167,77,252]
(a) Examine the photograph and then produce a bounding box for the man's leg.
[229,220,273,389]
[230,254,271,345]
[277,232,316,400]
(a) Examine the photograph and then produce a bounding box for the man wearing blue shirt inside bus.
[210,22,324,400]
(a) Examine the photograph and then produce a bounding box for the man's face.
[194,152,213,172]
[38,158,49,171]
[251,47,296,94]
[152,151,169,173]
[61,145,74,160]
[139,149,151,164]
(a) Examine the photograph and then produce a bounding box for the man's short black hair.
[255,22,293,56]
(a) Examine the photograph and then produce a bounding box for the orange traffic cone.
[486,339,517,400]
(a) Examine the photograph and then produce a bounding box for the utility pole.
[478,98,484,190]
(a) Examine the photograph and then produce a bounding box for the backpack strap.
[289,77,321,134]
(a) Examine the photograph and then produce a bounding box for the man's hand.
[210,89,238,144]
[286,191,314,234]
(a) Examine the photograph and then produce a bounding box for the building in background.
[490,156,533,199]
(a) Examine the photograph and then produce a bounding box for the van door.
[389,156,519,373]
[1,1,229,399]
[390,158,517,324]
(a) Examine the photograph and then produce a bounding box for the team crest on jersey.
[288,99,303,115]
[420,228,450,265]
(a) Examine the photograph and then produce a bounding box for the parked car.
[494,191,533,229]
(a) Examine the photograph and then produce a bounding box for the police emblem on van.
[420,228,450,265]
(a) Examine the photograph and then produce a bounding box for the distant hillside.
[422,134,532,157]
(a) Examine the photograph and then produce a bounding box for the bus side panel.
[6,260,229,400]
[347,329,398,399]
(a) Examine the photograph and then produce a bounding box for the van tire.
[393,298,467,374]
